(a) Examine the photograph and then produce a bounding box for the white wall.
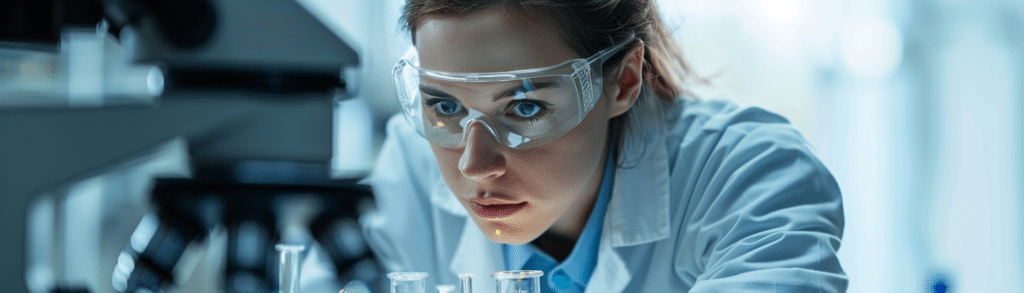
[658,0,1024,292]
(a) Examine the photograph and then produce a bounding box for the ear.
[607,42,644,118]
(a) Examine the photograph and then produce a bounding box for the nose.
[458,121,506,181]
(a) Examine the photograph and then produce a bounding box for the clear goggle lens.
[393,35,635,149]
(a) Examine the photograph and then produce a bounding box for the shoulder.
[658,99,844,247]
[662,99,824,180]
[667,99,795,152]
[658,99,847,290]
[662,98,841,207]
[364,114,442,211]
[621,97,834,201]
[378,114,439,180]
[383,113,429,153]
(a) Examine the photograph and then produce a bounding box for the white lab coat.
[362,96,847,293]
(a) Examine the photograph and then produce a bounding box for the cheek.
[513,106,610,197]
[518,139,595,188]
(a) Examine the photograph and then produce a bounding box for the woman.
[363,0,847,292]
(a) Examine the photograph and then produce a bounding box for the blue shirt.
[502,145,617,293]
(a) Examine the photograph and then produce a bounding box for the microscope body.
[1,0,380,292]
[117,166,377,293]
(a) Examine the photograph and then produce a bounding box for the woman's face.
[415,8,616,244]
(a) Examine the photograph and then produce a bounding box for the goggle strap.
[587,33,637,64]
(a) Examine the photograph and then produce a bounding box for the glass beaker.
[275,244,306,293]
[388,272,428,293]
[491,270,543,293]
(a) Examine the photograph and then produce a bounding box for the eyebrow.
[419,81,558,102]
[494,81,556,102]
[420,85,455,99]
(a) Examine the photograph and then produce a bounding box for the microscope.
[1,0,381,292]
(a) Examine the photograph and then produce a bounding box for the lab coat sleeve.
[360,114,442,274]
[683,122,847,293]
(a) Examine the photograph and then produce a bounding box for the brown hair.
[402,0,701,159]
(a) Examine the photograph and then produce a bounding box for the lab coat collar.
[582,96,673,293]
[604,95,672,248]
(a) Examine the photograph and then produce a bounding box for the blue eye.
[434,100,463,115]
[511,101,543,118]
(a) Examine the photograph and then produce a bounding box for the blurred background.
[2,0,1021,292]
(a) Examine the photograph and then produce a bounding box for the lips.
[469,196,520,205]
[470,201,529,218]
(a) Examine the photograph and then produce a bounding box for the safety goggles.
[392,34,636,149]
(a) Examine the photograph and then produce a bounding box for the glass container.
[275,244,305,293]
[388,272,429,293]
[491,270,543,293]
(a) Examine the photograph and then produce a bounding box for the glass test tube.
[492,270,543,293]
[459,274,473,293]
[276,244,306,293]
[388,272,428,293]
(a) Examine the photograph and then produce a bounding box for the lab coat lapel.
[449,216,504,293]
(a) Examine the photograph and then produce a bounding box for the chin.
[473,219,541,245]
